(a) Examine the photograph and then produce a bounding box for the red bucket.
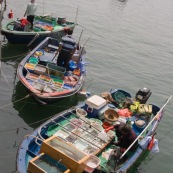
[102,121,114,132]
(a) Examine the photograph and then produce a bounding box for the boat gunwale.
[16,89,164,173]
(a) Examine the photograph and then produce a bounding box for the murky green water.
[0,0,173,172]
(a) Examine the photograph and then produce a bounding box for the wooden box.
[39,136,90,173]
[28,153,70,173]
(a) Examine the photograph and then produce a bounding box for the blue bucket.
[68,60,77,71]
[133,118,146,133]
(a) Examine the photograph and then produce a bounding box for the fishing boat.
[16,88,172,173]
[17,36,87,104]
[1,14,76,44]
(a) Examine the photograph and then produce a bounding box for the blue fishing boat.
[16,88,172,173]
[1,14,76,44]
[17,36,87,104]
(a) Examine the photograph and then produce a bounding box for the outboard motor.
[135,87,152,104]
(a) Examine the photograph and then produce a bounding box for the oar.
[120,95,172,160]
[27,33,40,47]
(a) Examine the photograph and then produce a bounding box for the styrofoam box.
[84,95,107,118]
[85,95,107,109]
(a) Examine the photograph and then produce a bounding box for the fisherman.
[24,0,37,30]
[113,123,138,151]
[55,29,77,70]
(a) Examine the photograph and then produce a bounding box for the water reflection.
[12,80,85,128]
[118,0,128,2]
[113,0,128,7]
[1,42,29,66]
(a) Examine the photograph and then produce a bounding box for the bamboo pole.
[120,95,172,160]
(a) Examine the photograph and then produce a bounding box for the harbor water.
[0,0,173,172]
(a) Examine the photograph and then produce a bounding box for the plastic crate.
[47,63,66,78]
[24,63,36,73]
[34,64,47,75]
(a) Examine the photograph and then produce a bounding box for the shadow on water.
[12,81,87,129]
[127,150,151,173]
[114,0,128,6]
[1,42,29,65]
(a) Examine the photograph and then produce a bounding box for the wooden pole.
[0,3,2,78]
[74,6,79,25]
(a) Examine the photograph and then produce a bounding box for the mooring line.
[0,70,13,89]
[0,108,71,133]
[78,24,103,38]
[1,53,28,60]
[0,94,30,110]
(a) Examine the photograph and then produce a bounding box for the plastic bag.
[118,108,132,118]
[98,130,109,142]
[139,136,159,153]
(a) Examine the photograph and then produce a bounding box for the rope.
[17,94,28,112]
[1,53,28,60]
[0,94,30,110]
[0,106,72,133]
[85,70,94,90]
[78,24,103,38]
[0,70,12,89]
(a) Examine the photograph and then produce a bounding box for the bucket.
[102,121,114,133]
[133,118,146,133]
[70,118,83,128]
[68,60,77,71]
[76,108,87,118]
[104,109,119,125]
[85,155,101,173]
[102,121,111,129]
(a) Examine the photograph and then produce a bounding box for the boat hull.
[2,29,72,44]
[1,15,76,44]
[16,89,165,173]
[17,36,87,104]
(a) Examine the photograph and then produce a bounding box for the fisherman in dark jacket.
[114,123,138,151]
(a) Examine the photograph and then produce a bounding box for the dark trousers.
[57,50,71,69]
[27,15,35,29]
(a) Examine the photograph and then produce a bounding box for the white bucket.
[85,155,101,173]
[76,108,87,118]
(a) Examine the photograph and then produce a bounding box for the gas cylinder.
[8,9,13,19]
